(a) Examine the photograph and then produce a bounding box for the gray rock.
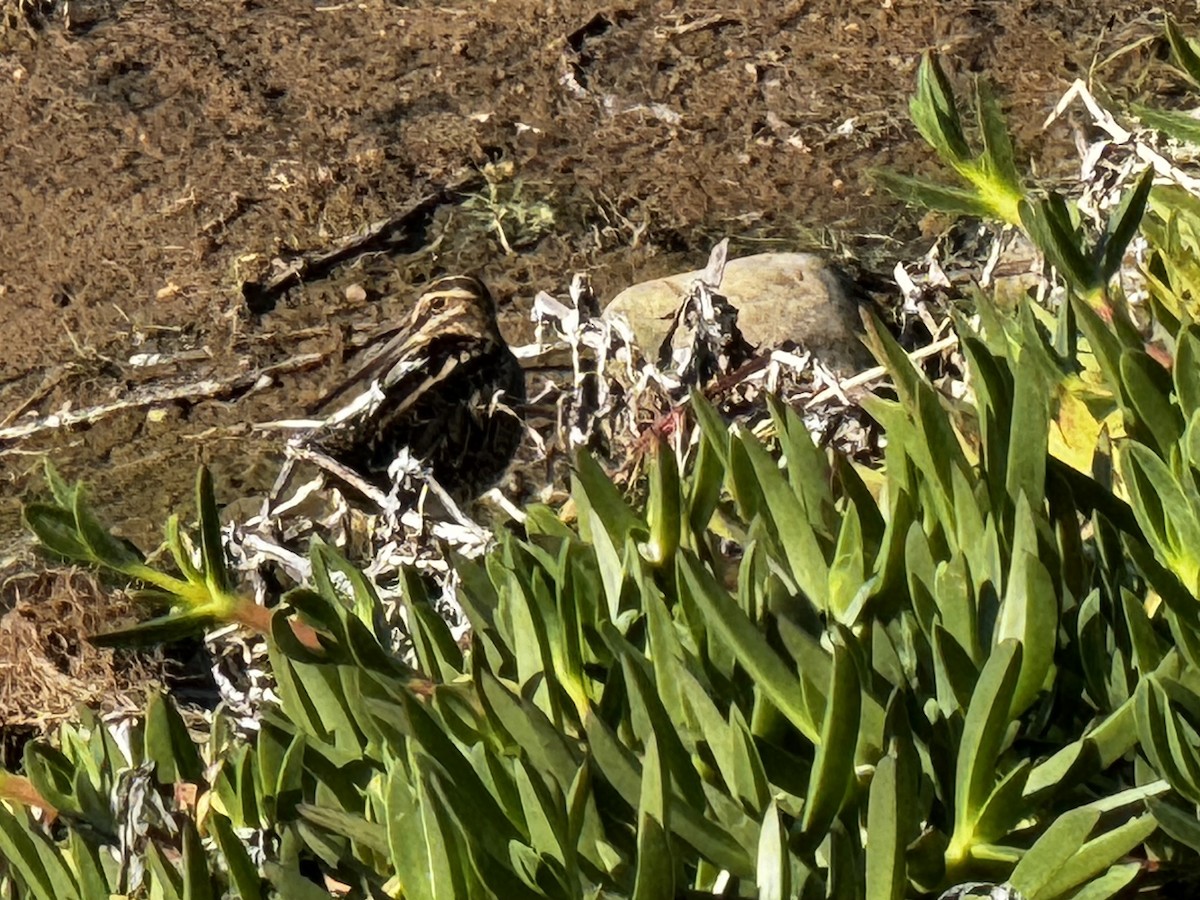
[602,252,870,373]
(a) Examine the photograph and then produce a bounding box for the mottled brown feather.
[308,275,525,499]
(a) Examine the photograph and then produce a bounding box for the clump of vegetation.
[11,17,1200,900]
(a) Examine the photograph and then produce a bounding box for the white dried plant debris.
[979,227,1010,287]
[1048,79,1200,197]
[208,237,948,729]
[1041,84,1180,312]
[893,261,922,306]
[530,271,626,452]
[657,242,756,389]
[114,762,176,894]
[938,885,1026,900]
[528,237,839,477]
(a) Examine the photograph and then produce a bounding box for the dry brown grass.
[0,562,163,735]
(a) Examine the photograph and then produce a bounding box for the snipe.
[306,275,525,501]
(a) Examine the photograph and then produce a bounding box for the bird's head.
[308,274,508,414]
[401,275,504,350]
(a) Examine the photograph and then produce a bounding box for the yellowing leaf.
[1049,385,1104,473]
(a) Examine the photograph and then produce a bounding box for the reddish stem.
[229,597,324,652]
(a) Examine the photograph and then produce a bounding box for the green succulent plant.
[14,16,1200,900]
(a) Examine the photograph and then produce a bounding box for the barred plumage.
[307,275,525,501]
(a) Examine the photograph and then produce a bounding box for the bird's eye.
[429,296,446,313]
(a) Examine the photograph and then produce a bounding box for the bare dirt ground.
[0,0,1198,731]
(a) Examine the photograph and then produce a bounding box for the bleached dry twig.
[0,353,324,447]
[805,334,960,407]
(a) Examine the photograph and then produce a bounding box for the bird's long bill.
[311,324,427,413]
[310,276,496,415]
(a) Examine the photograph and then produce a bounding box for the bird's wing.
[380,354,461,420]
[314,333,489,420]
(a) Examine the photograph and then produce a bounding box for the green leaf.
[21,745,75,816]
[213,744,258,830]
[1008,807,1100,896]
[1167,16,1200,86]
[395,690,517,838]
[910,52,970,165]
[631,737,674,900]
[477,670,579,794]
[1069,296,1127,398]
[400,568,464,682]
[145,842,184,900]
[1120,588,1166,676]
[1134,103,1200,145]
[144,692,205,785]
[950,640,1022,858]
[89,610,219,647]
[643,436,682,567]
[678,551,820,744]
[211,813,264,900]
[756,800,791,900]
[1062,863,1139,900]
[573,449,642,546]
[798,633,861,846]
[196,467,232,597]
[864,753,908,900]
[264,859,340,900]
[511,759,567,867]
[933,625,979,717]
[1121,442,1200,592]
[1120,349,1182,457]
[1099,167,1153,281]
[72,483,141,571]
[961,337,1012,510]
[309,541,394,652]
[936,554,979,664]
[268,635,364,763]
[994,499,1058,718]
[296,803,390,855]
[1005,344,1050,509]
[42,459,77,509]
[1031,812,1156,900]
[586,506,626,621]
[686,416,726,540]
[691,390,731,465]
[975,78,1020,192]
[166,514,203,585]
[873,170,996,218]
[610,629,706,813]
[253,725,288,820]
[735,428,830,609]
[66,832,108,900]
[584,711,753,877]
[0,803,79,900]
[726,706,770,814]
[274,732,307,818]
[767,394,833,528]
[1135,675,1200,804]
[1021,195,1097,297]
[180,818,215,900]
[1081,699,1140,771]
[972,759,1031,845]
[1150,797,1200,854]
[829,505,866,622]
[22,504,90,562]
[385,763,435,900]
